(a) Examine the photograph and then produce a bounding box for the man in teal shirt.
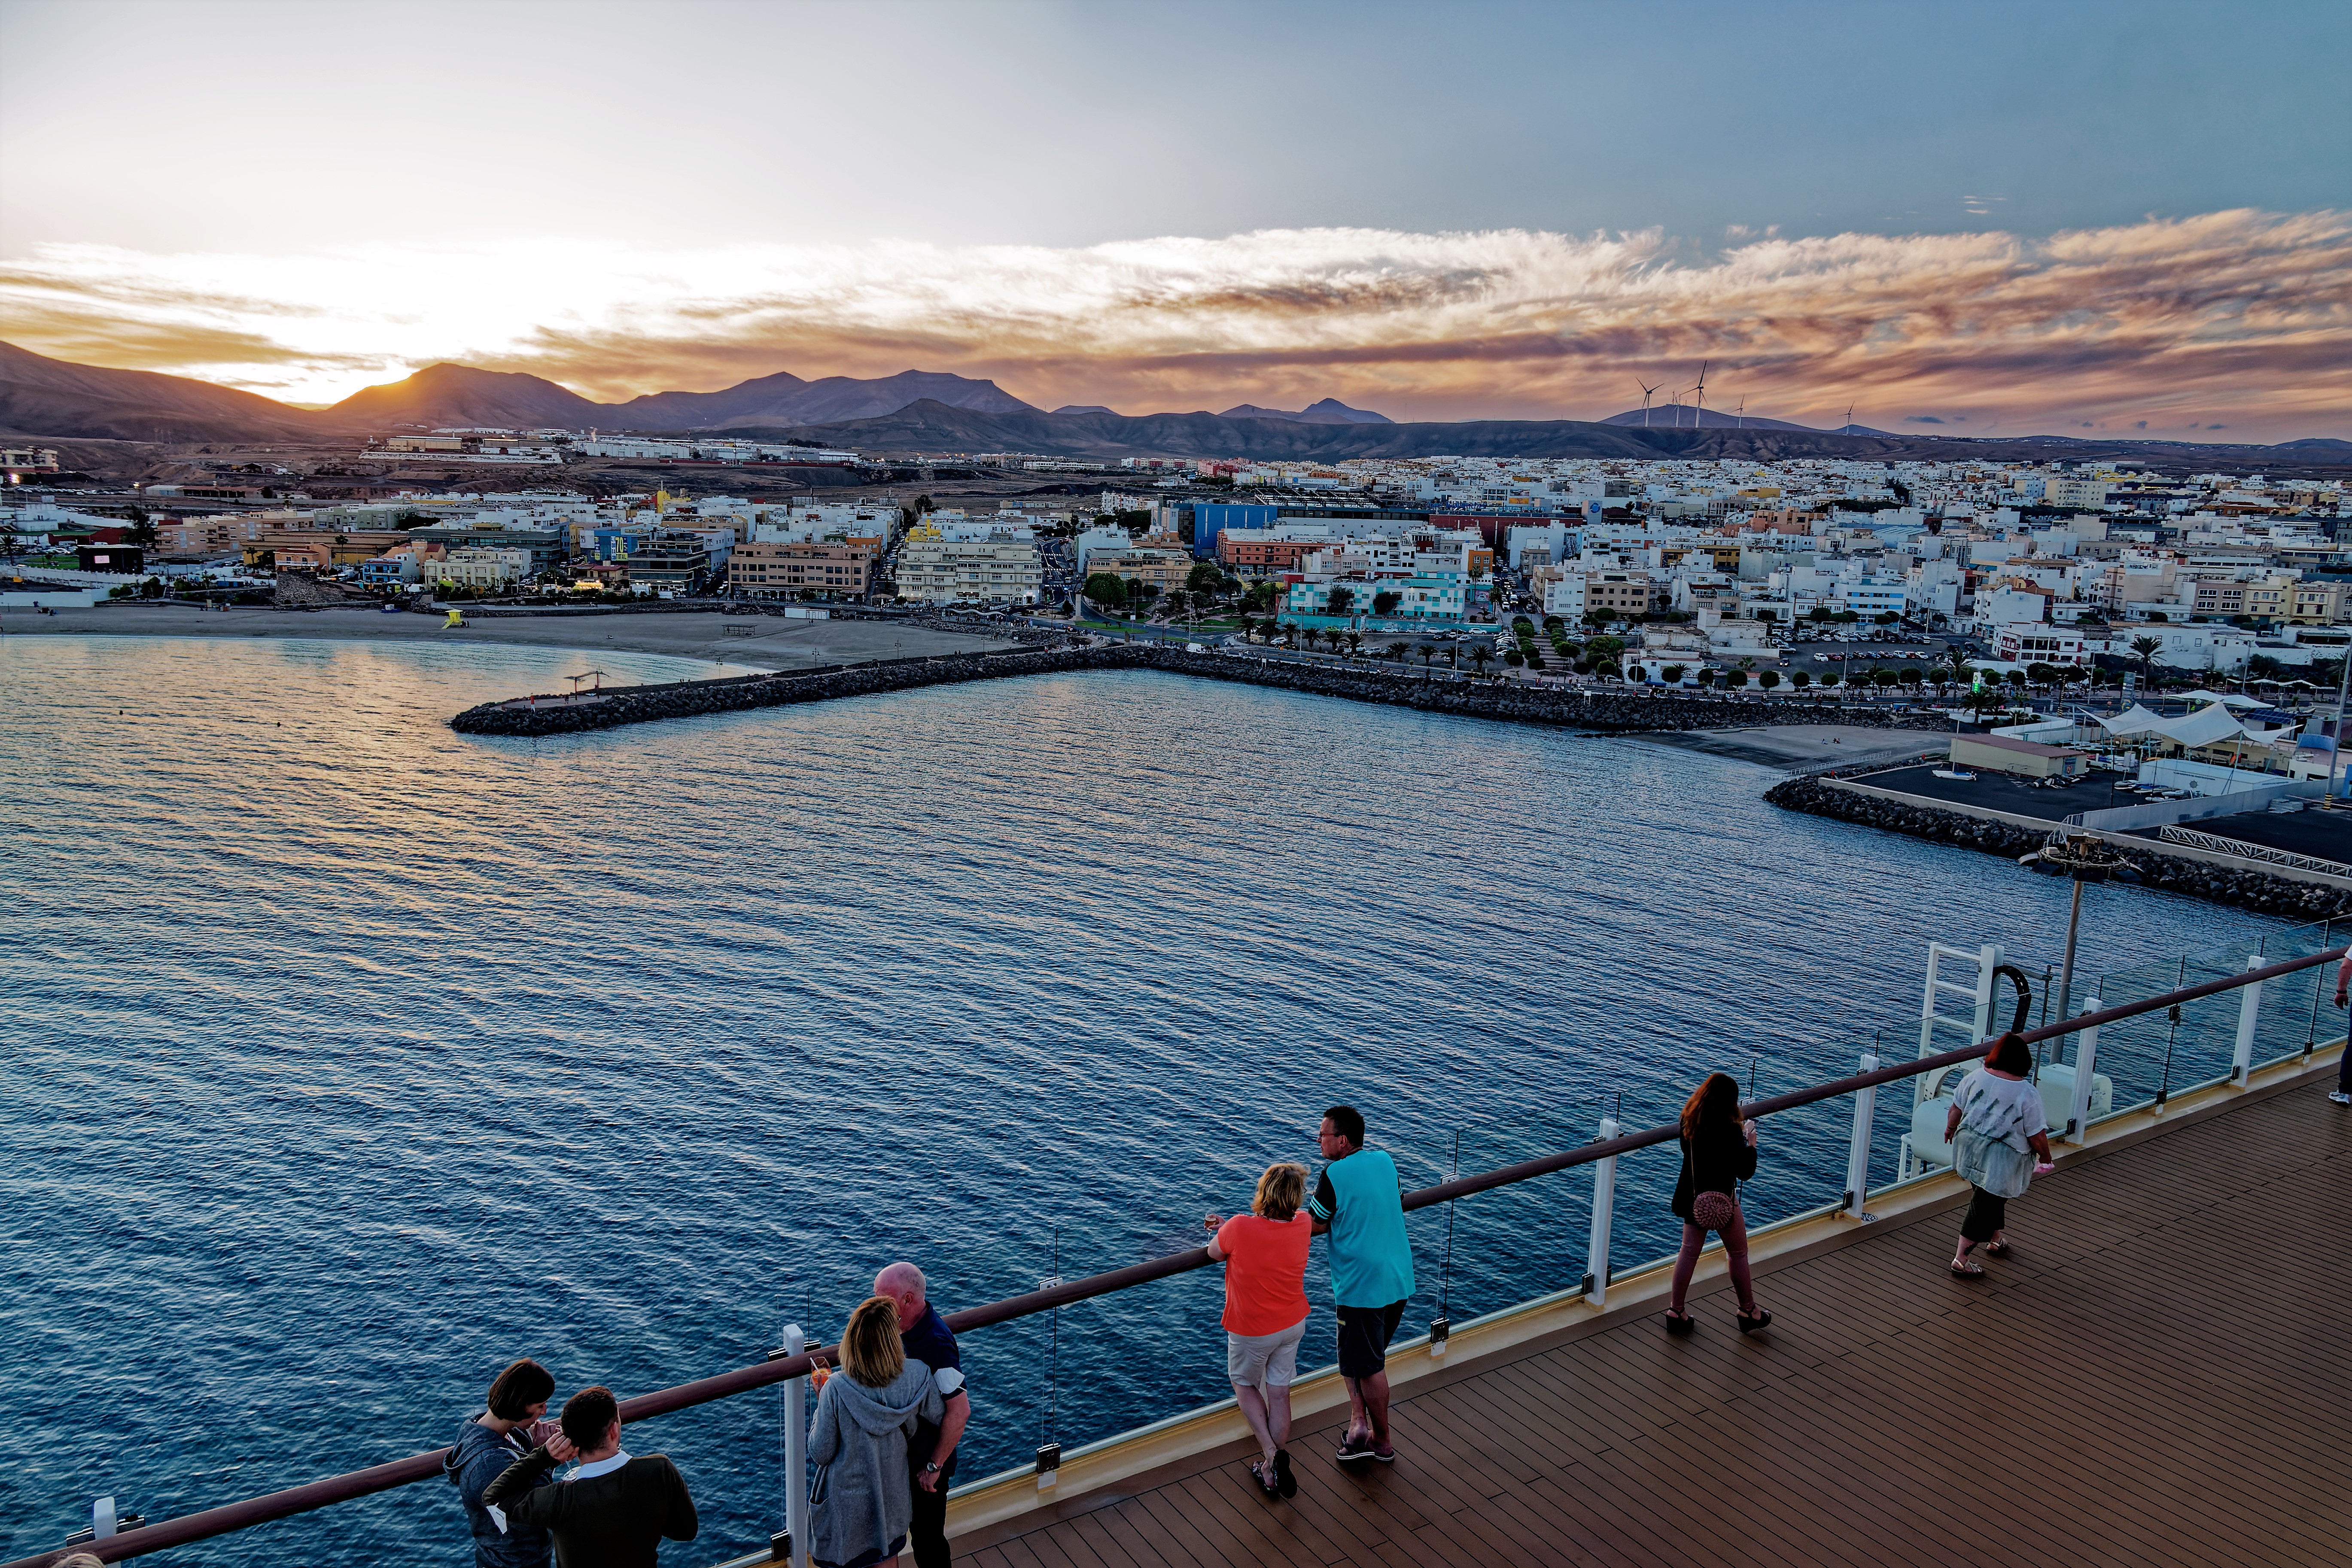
[1307,1104,1415,1464]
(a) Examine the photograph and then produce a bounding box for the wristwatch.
[922,1462,940,1476]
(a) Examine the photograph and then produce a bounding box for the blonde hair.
[840,1296,907,1388]
[1253,1162,1308,1222]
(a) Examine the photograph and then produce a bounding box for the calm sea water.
[0,634,2285,1565]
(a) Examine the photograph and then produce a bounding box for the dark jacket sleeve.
[481,1446,560,1524]
[657,1456,699,1542]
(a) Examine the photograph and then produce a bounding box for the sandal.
[1736,1308,1773,1334]
[1273,1448,1296,1498]
[1984,1240,2011,1257]
[1248,1459,1280,1498]
[1663,1309,1695,1337]
[1950,1261,1985,1279]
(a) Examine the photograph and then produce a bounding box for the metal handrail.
[21,942,2344,1568]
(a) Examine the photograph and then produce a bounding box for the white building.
[432,547,533,589]
[897,536,1042,604]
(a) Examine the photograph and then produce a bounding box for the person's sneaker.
[1336,1432,1376,1464]
[2328,1090,2351,1105]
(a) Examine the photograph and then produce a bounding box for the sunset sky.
[2,0,2346,438]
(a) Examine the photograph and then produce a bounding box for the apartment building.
[2188,572,2296,620]
[432,547,533,589]
[1547,567,1661,623]
[1089,538,1192,594]
[726,539,873,599]
[2288,581,2351,625]
[897,536,1043,604]
[1216,529,1328,575]
[247,529,413,570]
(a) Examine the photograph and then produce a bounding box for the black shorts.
[1335,1300,1406,1380]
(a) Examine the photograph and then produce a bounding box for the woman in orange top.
[1203,1162,1313,1498]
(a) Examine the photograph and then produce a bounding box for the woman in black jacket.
[1663,1072,1770,1336]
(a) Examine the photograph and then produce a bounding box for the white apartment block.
[897,537,1042,604]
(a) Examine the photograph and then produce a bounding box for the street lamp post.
[2021,831,2137,1023]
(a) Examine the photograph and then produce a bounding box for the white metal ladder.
[1916,941,2004,1104]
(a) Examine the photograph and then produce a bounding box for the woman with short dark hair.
[1944,1031,2055,1278]
[1663,1072,1769,1335]
[445,1358,558,1568]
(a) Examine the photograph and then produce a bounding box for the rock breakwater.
[450,644,1931,738]
[449,645,1144,735]
[1151,650,1923,732]
[1766,773,2352,919]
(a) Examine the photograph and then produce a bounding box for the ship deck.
[961,1079,2352,1568]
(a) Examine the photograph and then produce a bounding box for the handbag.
[1691,1190,1739,1232]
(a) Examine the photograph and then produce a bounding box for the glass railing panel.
[1738,1056,1857,1230]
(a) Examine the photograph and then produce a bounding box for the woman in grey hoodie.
[808,1296,947,1568]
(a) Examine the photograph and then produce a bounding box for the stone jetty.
[448,643,1928,738]
[1765,771,2352,920]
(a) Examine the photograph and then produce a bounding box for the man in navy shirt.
[876,1261,969,1568]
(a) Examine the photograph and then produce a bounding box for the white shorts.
[1225,1318,1307,1389]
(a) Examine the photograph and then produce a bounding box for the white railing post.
[2231,954,2264,1084]
[780,1322,808,1568]
[1584,1115,1619,1308]
[1844,1052,1879,1219]
[2067,999,2102,1143]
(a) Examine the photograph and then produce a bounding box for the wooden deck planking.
[962,1083,2352,1568]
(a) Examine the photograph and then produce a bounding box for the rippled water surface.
[0,635,2285,1564]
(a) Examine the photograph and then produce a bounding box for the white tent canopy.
[2175,689,2266,707]
[2153,704,2248,749]
[2096,704,2172,737]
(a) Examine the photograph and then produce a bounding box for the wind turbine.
[1734,395,1746,431]
[1844,402,1855,434]
[1691,361,1711,429]
[1636,379,1662,428]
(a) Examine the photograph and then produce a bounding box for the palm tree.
[1388,641,1409,663]
[1346,631,1363,657]
[2130,635,2162,682]
[1417,642,1437,668]
[1470,645,1491,676]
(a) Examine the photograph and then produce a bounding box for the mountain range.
[1216,399,1393,425]
[0,341,2343,471]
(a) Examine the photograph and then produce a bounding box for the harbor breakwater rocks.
[451,643,1927,738]
[449,645,1143,735]
[1147,651,1923,733]
[1765,773,2352,920]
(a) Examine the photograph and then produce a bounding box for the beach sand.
[0,603,1010,670]
[1629,723,1956,769]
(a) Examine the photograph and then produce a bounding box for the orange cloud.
[1,212,2344,438]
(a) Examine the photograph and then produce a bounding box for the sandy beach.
[0,602,1011,670]
[1629,723,1956,769]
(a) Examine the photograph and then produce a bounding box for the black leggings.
[1961,1186,2008,1243]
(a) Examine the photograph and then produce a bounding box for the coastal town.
[9,448,2347,672]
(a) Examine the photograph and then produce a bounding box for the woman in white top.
[1942,1032,2055,1278]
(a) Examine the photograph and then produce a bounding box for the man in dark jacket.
[484,1386,698,1568]
[448,1358,560,1568]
